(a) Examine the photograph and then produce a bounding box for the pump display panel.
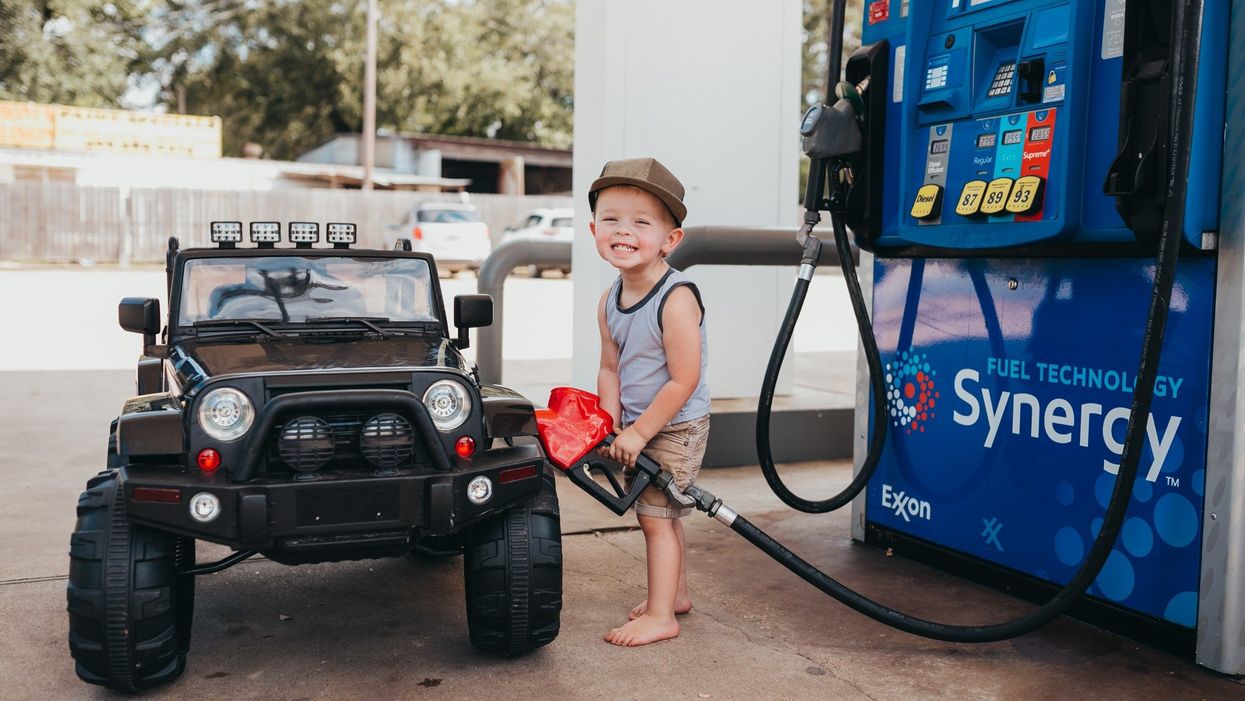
[861,0,1226,249]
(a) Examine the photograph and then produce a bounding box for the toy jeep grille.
[265,412,422,474]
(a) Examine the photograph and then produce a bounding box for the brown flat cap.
[588,157,687,226]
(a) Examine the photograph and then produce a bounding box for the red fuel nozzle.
[535,387,615,471]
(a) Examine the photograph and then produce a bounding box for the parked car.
[67,222,561,692]
[395,202,492,275]
[501,207,574,277]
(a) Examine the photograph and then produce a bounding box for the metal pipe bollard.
[474,226,857,385]
[476,238,573,385]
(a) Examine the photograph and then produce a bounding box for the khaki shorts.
[623,415,711,519]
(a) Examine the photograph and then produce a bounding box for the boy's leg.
[630,516,691,619]
[605,513,682,646]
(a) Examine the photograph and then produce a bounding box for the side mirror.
[453,294,493,349]
[119,297,161,346]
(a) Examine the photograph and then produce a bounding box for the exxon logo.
[881,484,932,522]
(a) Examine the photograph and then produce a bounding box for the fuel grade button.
[910,184,944,220]
[954,180,988,216]
[1005,175,1045,214]
[980,177,1014,215]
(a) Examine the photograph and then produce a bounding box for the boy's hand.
[606,427,648,469]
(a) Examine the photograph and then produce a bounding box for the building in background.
[298,132,572,195]
[0,100,468,192]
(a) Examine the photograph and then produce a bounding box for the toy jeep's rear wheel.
[463,468,562,656]
[67,473,194,692]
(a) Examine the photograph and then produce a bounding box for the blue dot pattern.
[1094,551,1135,602]
[1122,518,1153,558]
[1153,493,1199,548]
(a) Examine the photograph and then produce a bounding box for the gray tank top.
[605,267,710,425]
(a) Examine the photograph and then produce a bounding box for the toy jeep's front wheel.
[67,473,194,693]
[463,468,562,656]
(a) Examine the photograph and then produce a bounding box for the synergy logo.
[885,349,939,433]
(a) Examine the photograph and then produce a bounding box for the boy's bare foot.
[629,596,692,620]
[604,614,680,647]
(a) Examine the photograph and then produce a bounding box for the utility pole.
[362,0,378,191]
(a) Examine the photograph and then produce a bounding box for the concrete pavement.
[2,370,1242,700]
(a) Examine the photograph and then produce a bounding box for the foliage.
[0,0,156,106]
[802,0,864,108]
[151,0,575,159]
[0,0,853,165]
[800,0,864,201]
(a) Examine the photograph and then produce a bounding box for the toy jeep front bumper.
[119,444,545,551]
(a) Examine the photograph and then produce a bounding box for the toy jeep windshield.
[67,222,561,693]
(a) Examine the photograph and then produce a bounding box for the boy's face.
[589,186,683,272]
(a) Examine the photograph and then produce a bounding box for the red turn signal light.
[455,436,476,458]
[197,448,222,473]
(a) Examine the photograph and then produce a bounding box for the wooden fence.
[0,183,573,263]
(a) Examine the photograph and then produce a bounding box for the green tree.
[799,0,865,200]
[155,0,574,159]
[802,0,864,108]
[0,0,156,106]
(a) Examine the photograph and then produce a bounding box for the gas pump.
[761,0,1240,673]
[538,0,1244,676]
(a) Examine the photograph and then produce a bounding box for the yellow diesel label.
[1005,175,1045,214]
[910,184,943,220]
[980,177,1014,215]
[955,180,989,216]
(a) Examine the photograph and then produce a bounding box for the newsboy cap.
[588,157,687,226]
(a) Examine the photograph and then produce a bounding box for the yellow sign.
[0,102,55,149]
[954,180,989,217]
[0,100,221,158]
[910,184,943,220]
[980,177,1014,215]
[1005,175,1045,214]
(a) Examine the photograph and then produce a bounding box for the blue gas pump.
[787,0,1243,674]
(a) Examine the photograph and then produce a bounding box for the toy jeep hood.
[175,335,468,378]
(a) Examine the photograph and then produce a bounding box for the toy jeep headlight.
[197,387,255,441]
[423,380,471,431]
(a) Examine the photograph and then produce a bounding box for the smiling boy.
[588,158,710,646]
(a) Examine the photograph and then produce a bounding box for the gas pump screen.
[930,139,950,154]
[1029,125,1052,142]
[1002,130,1023,145]
[976,133,997,149]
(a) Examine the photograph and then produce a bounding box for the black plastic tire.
[67,472,194,692]
[463,468,562,656]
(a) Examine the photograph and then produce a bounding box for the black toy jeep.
[67,222,561,692]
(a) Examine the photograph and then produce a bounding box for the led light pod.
[289,221,320,246]
[210,221,243,243]
[326,222,357,246]
[423,380,471,432]
[197,387,255,441]
[250,221,282,245]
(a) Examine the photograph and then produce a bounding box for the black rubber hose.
[740,0,1202,641]
[756,211,889,513]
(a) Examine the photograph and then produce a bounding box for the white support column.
[572,0,802,399]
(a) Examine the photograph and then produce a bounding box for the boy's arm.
[596,289,623,427]
[608,286,702,467]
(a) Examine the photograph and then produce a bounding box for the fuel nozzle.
[800,78,870,159]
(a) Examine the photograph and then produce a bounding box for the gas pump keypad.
[980,178,1015,215]
[910,184,944,220]
[987,62,1016,98]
